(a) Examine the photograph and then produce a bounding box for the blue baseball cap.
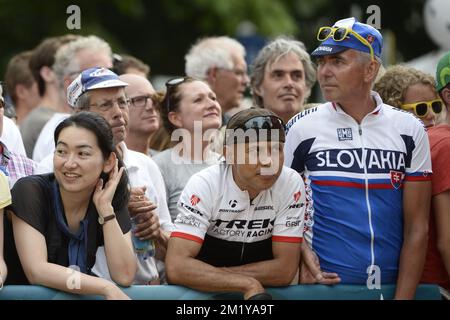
[311,17,383,58]
[67,67,128,107]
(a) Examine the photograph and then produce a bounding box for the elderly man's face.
[87,87,129,144]
[211,51,249,113]
[228,141,284,199]
[316,49,369,104]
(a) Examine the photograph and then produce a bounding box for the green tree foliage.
[0,0,435,79]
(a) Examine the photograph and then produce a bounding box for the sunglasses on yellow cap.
[317,26,375,61]
[401,99,444,118]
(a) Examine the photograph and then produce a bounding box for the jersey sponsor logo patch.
[175,215,201,228]
[190,194,201,206]
[293,191,301,202]
[337,128,353,141]
[181,202,204,216]
[210,218,275,239]
[288,203,304,209]
[390,170,405,189]
[218,208,246,213]
[228,200,237,208]
[285,107,319,134]
[285,215,303,227]
[423,170,432,178]
[254,205,274,211]
[211,218,275,229]
[286,220,302,227]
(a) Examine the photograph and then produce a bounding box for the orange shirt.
[422,124,450,290]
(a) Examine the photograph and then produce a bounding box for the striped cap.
[67,67,128,107]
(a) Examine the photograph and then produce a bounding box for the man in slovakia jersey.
[284,17,432,299]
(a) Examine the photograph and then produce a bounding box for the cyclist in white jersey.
[285,17,432,299]
[166,108,306,300]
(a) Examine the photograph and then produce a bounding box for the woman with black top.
[4,112,136,299]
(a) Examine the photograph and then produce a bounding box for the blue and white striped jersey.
[284,91,432,284]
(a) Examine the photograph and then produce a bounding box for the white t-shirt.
[172,163,305,266]
[32,113,69,162]
[1,116,26,156]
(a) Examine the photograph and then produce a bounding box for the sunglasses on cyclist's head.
[317,26,375,60]
[225,115,286,145]
[401,99,444,118]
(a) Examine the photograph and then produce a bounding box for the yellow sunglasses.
[401,99,444,118]
[317,26,375,61]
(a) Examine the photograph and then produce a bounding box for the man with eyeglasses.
[119,74,159,156]
[419,52,450,292]
[166,108,306,300]
[37,67,173,286]
[284,17,432,299]
[185,36,250,124]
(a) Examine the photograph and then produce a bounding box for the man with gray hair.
[250,36,316,124]
[285,17,431,299]
[37,67,173,285]
[185,36,249,124]
[53,35,113,109]
[32,35,113,162]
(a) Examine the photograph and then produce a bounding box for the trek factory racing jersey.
[171,163,306,267]
[284,91,432,284]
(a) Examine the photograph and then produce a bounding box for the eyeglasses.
[89,97,129,111]
[130,94,152,108]
[225,115,286,145]
[401,99,444,118]
[165,77,188,112]
[317,26,375,61]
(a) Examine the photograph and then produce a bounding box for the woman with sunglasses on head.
[3,112,136,299]
[153,77,223,221]
[374,65,444,128]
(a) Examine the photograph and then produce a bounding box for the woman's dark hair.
[54,111,130,209]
